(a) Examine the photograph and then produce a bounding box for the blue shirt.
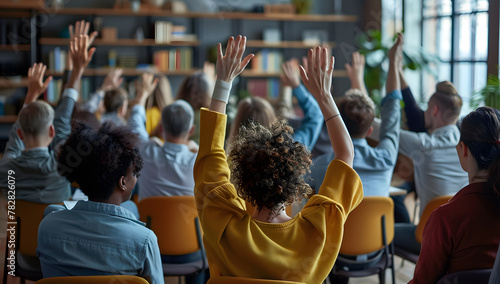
[291,85,324,151]
[0,88,77,203]
[308,90,402,197]
[128,105,197,200]
[37,200,164,284]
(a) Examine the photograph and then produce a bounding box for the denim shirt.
[37,200,164,284]
[308,90,402,197]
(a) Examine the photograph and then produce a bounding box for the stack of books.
[118,56,137,68]
[154,21,197,43]
[153,48,192,72]
[247,78,280,100]
[45,78,91,103]
[251,49,283,73]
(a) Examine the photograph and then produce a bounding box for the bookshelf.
[39,38,200,47]
[45,68,198,77]
[241,70,348,78]
[0,44,30,51]
[246,40,336,49]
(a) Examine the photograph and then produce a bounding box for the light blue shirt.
[399,124,468,216]
[128,105,197,200]
[37,200,164,284]
[290,85,324,150]
[308,90,402,197]
[0,88,78,203]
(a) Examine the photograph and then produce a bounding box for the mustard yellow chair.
[137,196,208,282]
[330,196,395,284]
[207,276,306,284]
[35,275,149,283]
[395,195,452,263]
[3,200,50,284]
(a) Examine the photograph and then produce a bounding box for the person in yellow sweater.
[194,35,363,284]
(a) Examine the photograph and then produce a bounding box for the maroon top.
[410,182,500,283]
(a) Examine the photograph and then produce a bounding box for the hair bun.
[436,81,458,95]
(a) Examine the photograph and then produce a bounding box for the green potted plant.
[357,30,439,107]
[470,72,500,110]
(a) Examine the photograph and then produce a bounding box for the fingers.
[225,36,234,57]
[87,47,96,63]
[321,47,327,72]
[42,76,53,91]
[217,43,223,61]
[315,46,321,72]
[299,65,309,84]
[236,36,246,61]
[329,56,335,73]
[69,25,74,39]
[83,21,90,37]
[89,31,98,45]
[240,53,254,72]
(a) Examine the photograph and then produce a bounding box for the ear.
[17,128,24,140]
[462,142,468,157]
[119,176,127,192]
[188,125,195,138]
[48,125,55,139]
[432,104,439,117]
[365,126,373,138]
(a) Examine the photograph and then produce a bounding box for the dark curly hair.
[57,122,143,201]
[229,119,314,218]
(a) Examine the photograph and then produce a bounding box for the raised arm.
[300,47,354,166]
[377,34,403,160]
[345,51,368,95]
[128,73,158,141]
[2,63,52,159]
[52,35,95,150]
[282,59,323,150]
[80,69,123,113]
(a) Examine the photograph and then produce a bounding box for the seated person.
[410,106,500,283]
[194,36,362,282]
[227,58,323,151]
[308,49,401,197]
[100,88,128,126]
[128,74,198,200]
[0,61,81,203]
[37,121,162,283]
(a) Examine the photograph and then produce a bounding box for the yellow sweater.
[194,108,363,284]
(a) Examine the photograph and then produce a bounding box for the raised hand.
[69,35,96,72]
[299,47,335,106]
[345,51,367,94]
[280,58,301,89]
[388,33,403,64]
[134,73,158,107]
[99,69,124,92]
[25,63,52,104]
[387,33,403,94]
[216,35,254,82]
[67,20,98,70]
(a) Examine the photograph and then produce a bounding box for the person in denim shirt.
[36,35,164,284]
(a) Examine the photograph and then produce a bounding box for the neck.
[164,135,188,145]
[23,137,51,150]
[469,169,489,184]
[252,206,291,223]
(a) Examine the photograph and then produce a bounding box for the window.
[420,0,489,114]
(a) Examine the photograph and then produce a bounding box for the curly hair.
[57,122,143,201]
[229,119,313,218]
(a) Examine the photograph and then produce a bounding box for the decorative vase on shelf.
[292,0,311,15]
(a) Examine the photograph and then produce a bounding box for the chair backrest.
[340,196,394,255]
[437,269,492,284]
[15,200,50,256]
[138,196,201,255]
[415,195,453,244]
[207,276,306,284]
[35,275,149,283]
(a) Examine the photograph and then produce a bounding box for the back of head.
[161,100,194,137]
[337,89,375,138]
[229,97,277,143]
[72,109,100,130]
[229,119,313,217]
[57,122,143,201]
[176,72,212,110]
[430,81,462,124]
[104,88,128,113]
[460,106,500,197]
[18,100,54,137]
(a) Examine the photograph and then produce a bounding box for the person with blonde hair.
[194,35,362,283]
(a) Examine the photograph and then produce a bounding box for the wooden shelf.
[0,10,31,18]
[0,1,43,9]
[45,68,198,77]
[0,44,30,51]
[42,8,358,22]
[0,78,28,88]
[241,70,348,78]
[246,40,336,49]
[39,38,199,47]
[0,115,17,124]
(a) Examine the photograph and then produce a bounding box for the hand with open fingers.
[69,35,96,72]
[389,33,403,64]
[68,20,98,70]
[299,46,335,102]
[134,73,158,106]
[26,63,52,104]
[280,58,301,89]
[216,35,254,83]
[100,69,124,92]
[345,52,365,84]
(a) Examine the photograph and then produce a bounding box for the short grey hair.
[18,101,55,136]
[161,100,194,137]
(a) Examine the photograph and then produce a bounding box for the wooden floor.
[0,193,418,284]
